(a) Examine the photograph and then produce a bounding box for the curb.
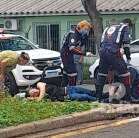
[0,104,139,138]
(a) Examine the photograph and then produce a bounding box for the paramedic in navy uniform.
[60,20,92,86]
[96,18,132,102]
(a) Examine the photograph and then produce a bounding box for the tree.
[81,0,102,50]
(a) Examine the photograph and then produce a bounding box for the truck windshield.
[0,36,38,51]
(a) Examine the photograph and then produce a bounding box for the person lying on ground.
[0,51,30,89]
[15,82,97,102]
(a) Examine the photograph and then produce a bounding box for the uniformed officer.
[96,18,132,102]
[60,20,92,86]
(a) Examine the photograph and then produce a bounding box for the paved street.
[51,117,139,138]
[68,122,139,138]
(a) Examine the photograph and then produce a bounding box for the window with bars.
[67,21,96,55]
[34,23,60,51]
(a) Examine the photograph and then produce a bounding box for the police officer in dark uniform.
[61,20,92,86]
[96,18,132,102]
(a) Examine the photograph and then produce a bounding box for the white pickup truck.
[0,33,62,95]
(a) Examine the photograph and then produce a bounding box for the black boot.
[122,86,131,103]
[125,86,131,102]
[95,85,104,102]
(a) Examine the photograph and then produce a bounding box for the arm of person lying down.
[36,82,46,101]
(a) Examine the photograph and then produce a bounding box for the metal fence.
[33,22,96,55]
[34,23,60,51]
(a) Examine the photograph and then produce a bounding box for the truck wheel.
[5,73,19,96]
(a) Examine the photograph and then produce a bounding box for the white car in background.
[0,33,62,95]
[89,39,139,80]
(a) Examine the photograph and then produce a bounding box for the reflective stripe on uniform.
[119,72,130,77]
[101,27,109,43]
[98,72,107,77]
[67,73,77,77]
[116,24,127,43]
[63,71,77,77]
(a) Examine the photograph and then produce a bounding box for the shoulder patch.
[71,38,75,43]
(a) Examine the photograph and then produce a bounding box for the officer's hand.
[120,48,124,55]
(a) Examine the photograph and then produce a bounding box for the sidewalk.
[1,103,139,138]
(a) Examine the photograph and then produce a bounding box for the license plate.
[45,71,58,77]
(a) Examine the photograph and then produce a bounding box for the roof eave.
[0,12,88,17]
[100,10,139,14]
[0,10,139,17]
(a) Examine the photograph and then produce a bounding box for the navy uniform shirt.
[101,23,131,59]
[60,30,84,74]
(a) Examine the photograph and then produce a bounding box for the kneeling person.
[0,51,30,88]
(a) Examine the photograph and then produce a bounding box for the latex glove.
[86,52,93,57]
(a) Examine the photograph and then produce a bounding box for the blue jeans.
[67,86,96,101]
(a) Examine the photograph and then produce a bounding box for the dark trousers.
[62,73,77,86]
[96,49,131,101]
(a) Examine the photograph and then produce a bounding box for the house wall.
[0,13,139,60]
[22,15,89,43]
[2,13,138,41]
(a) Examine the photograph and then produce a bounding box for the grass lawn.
[0,97,100,128]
